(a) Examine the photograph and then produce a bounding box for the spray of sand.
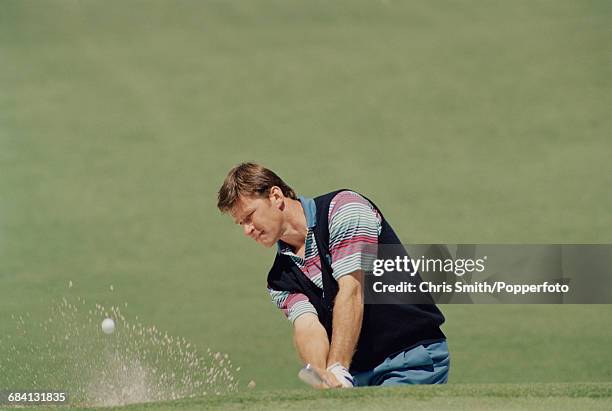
[0,287,240,407]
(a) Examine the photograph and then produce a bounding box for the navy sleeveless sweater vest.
[267,189,445,373]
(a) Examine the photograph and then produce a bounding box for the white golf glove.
[327,363,355,388]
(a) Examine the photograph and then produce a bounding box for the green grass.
[130,384,612,411]
[1,0,611,409]
[16,383,612,411]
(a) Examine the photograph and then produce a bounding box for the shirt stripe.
[268,191,381,322]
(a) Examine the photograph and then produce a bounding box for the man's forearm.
[293,313,329,370]
[327,273,364,368]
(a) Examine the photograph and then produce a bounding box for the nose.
[243,222,255,237]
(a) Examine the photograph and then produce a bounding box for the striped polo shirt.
[268,190,382,323]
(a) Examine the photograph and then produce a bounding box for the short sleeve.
[328,191,381,281]
[268,288,318,323]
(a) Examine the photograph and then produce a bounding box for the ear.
[269,186,284,209]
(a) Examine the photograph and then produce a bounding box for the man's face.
[230,191,284,248]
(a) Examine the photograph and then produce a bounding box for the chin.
[257,234,277,248]
[260,238,275,248]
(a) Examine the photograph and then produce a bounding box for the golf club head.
[298,364,326,388]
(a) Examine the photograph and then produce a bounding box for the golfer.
[217,163,449,388]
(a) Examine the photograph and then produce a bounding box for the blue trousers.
[353,340,450,386]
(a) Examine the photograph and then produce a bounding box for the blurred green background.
[1,0,611,390]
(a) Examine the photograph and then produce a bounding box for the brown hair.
[217,162,297,213]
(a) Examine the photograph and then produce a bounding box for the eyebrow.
[234,208,254,225]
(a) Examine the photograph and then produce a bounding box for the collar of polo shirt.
[276,196,316,252]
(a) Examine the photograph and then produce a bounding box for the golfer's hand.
[318,369,343,389]
[326,362,355,388]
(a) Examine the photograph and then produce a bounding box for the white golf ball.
[101,318,115,334]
